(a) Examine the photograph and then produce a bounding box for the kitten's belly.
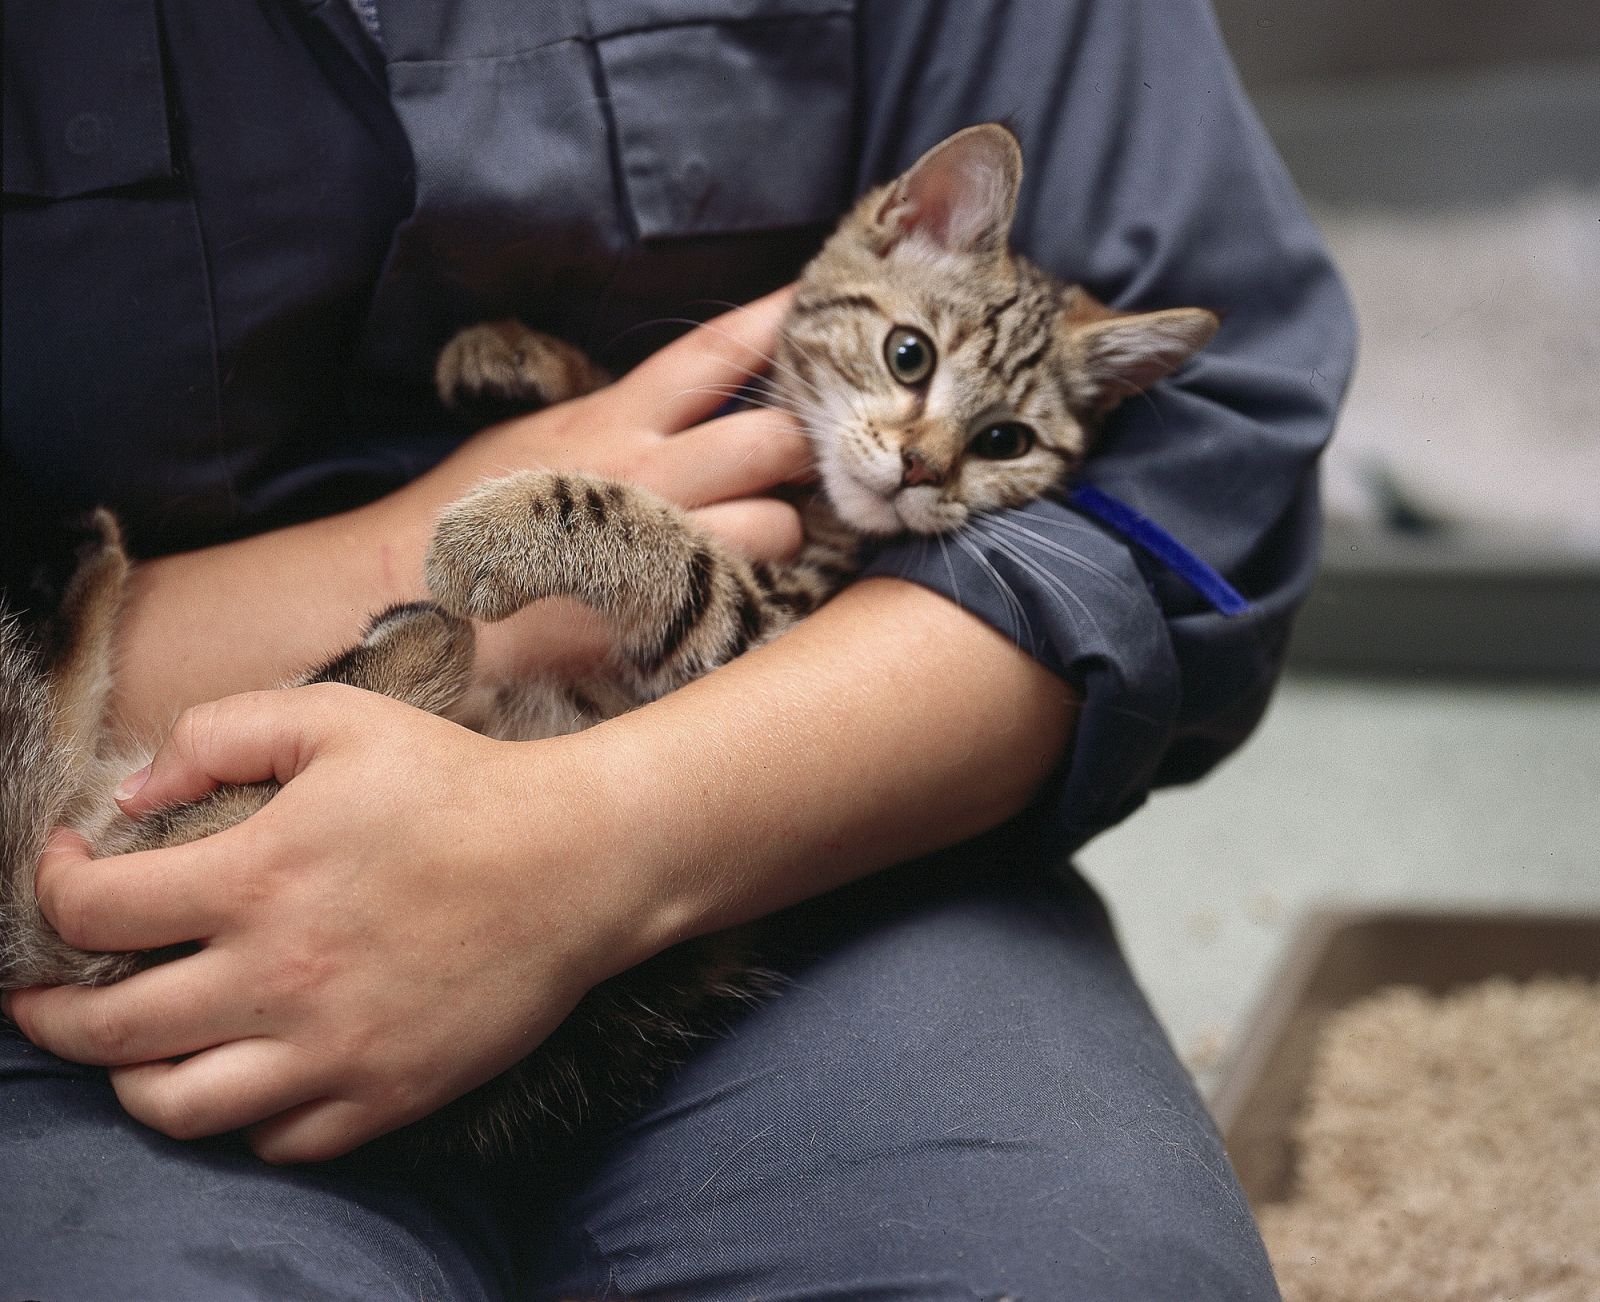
[477,674,638,743]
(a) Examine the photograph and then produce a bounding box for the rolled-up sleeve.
[855,0,1358,851]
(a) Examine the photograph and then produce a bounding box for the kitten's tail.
[0,510,129,989]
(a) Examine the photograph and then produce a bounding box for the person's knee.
[550,871,1279,1299]
[771,1126,1278,1300]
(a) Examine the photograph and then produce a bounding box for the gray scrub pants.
[2,848,1278,1300]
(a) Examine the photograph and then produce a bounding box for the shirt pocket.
[2,0,176,199]
[591,1,856,240]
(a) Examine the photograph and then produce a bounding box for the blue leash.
[1066,482,1250,617]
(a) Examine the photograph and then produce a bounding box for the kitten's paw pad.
[435,322,608,423]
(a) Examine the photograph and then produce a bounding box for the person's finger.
[623,287,796,431]
[659,407,813,507]
[31,827,236,953]
[115,682,359,818]
[30,827,94,900]
[688,499,805,564]
[3,948,241,1066]
[32,838,232,959]
[249,1095,400,1165]
[111,1038,326,1141]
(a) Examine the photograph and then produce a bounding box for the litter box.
[1211,909,1600,1206]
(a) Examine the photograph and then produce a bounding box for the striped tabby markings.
[793,291,888,320]
[641,547,717,676]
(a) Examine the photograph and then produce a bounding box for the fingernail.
[114,765,151,802]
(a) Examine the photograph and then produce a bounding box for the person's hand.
[108,290,813,735]
[413,287,809,554]
[4,685,661,1163]
[384,288,813,681]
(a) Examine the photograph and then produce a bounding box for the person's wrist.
[352,484,438,612]
[535,719,712,975]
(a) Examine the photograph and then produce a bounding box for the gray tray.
[1289,526,1600,679]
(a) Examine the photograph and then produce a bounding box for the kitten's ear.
[1070,307,1219,415]
[869,124,1023,256]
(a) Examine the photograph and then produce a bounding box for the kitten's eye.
[884,327,936,386]
[968,422,1035,460]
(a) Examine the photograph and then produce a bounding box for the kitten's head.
[777,124,1219,535]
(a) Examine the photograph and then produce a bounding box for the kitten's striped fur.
[0,125,1216,1162]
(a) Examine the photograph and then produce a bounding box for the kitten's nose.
[900,447,944,488]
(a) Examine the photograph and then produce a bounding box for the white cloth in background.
[1318,188,1600,549]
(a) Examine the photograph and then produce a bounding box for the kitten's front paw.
[426,472,563,622]
[435,322,609,425]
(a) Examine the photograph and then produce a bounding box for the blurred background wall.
[1214,0,1598,84]
[1078,0,1600,1097]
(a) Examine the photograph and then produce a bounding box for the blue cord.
[1066,483,1250,617]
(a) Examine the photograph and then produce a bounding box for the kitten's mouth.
[830,467,964,536]
[890,485,967,535]
[818,458,901,536]
[820,444,968,536]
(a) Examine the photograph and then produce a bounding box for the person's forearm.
[586,576,1079,957]
[112,495,426,740]
[111,426,539,738]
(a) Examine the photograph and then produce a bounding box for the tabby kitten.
[0,124,1216,1161]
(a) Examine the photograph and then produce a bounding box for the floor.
[1077,671,1600,1100]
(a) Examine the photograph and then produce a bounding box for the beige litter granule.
[1259,977,1600,1302]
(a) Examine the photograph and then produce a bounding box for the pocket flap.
[598,11,854,240]
[2,0,175,198]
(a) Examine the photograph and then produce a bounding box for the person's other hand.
[4,685,659,1163]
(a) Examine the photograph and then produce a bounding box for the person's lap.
[2,846,1277,1301]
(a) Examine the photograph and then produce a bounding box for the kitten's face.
[775,125,1218,537]
[779,248,1084,536]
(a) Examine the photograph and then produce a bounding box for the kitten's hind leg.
[300,602,477,720]
[44,508,130,760]
[435,321,612,428]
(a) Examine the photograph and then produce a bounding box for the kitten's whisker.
[668,383,823,436]
[968,521,1108,645]
[935,533,963,611]
[949,529,1037,653]
[982,514,1126,588]
[953,534,1030,646]
[984,512,1107,575]
[775,336,839,405]
[1003,538,1109,645]
[1006,509,1110,543]
[633,316,827,405]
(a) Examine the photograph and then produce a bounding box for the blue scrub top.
[1,0,1357,854]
